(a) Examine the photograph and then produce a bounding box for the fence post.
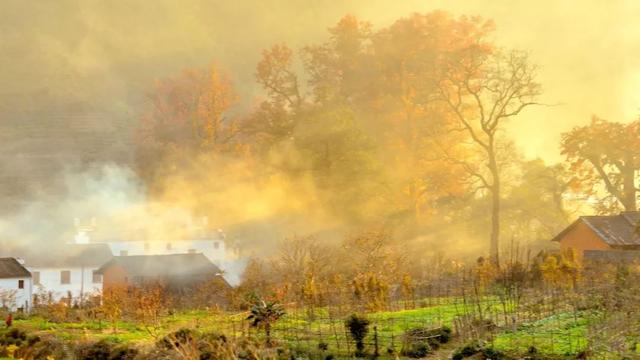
[373,325,379,358]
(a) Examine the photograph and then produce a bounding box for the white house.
[0,258,32,312]
[101,236,227,263]
[1,217,242,304]
[17,244,113,303]
[73,219,243,285]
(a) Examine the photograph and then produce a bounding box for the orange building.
[552,211,640,261]
[96,253,229,292]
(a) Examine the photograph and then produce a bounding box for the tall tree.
[256,44,303,110]
[370,12,493,222]
[273,235,333,304]
[136,64,240,182]
[437,50,541,264]
[252,25,386,222]
[561,117,640,213]
[303,14,373,105]
[243,44,302,151]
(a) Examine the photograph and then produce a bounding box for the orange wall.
[102,265,128,290]
[558,221,610,259]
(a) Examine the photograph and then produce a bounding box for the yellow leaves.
[560,117,640,211]
[256,44,300,108]
[5,344,18,359]
[138,62,239,163]
[537,251,579,289]
[197,65,238,148]
[474,257,497,290]
[352,272,390,312]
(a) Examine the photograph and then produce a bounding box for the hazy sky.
[2,0,640,162]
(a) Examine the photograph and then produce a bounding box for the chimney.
[74,231,90,244]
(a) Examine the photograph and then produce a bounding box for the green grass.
[4,301,591,358]
[491,312,588,356]
[6,301,470,357]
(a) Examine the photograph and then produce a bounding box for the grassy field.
[491,312,588,357]
[1,298,592,358]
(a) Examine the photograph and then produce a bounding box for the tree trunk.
[265,323,272,346]
[622,163,637,211]
[488,146,500,266]
[490,185,500,265]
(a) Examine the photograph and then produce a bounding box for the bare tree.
[437,50,541,265]
[274,235,333,313]
[0,290,16,310]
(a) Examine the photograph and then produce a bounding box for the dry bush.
[101,285,128,333]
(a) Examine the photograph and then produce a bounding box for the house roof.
[0,258,31,278]
[584,249,640,262]
[552,211,640,246]
[96,253,222,277]
[2,244,113,268]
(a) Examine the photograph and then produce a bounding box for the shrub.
[473,318,497,331]
[30,336,67,360]
[110,344,139,360]
[401,341,431,358]
[246,297,285,346]
[345,314,370,357]
[401,325,451,356]
[41,301,70,323]
[157,328,259,360]
[0,327,28,345]
[482,347,509,360]
[197,332,234,360]
[75,340,114,360]
[157,328,196,351]
[0,328,63,359]
[452,341,481,360]
[438,325,452,344]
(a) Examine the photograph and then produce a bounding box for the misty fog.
[1,0,639,258]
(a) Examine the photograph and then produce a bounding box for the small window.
[120,250,128,256]
[213,242,219,250]
[32,271,40,285]
[188,249,196,254]
[60,270,71,285]
[92,271,102,284]
[18,280,24,289]
[166,243,172,250]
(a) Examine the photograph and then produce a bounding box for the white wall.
[28,266,102,302]
[105,239,228,264]
[0,277,32,312]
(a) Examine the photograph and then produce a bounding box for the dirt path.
[425,339,461,359]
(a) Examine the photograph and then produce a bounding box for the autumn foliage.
[132,10,619,263]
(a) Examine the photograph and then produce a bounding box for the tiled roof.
[584,249,640,262]
[553,211,640,246]
[96,253,221,277]
[0,258,31,278]
[2,244,113,267]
